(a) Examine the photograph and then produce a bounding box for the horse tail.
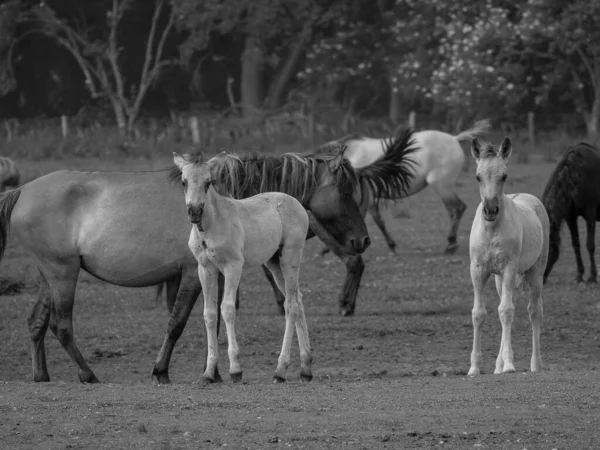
[0,188,22,262]
[453,119,491,142]
[357,128,419,204]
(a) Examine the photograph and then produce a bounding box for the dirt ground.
[1,156,599,449]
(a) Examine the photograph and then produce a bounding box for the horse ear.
[471,138,481,160]
[499,137,512,159]
[173,152,187,170]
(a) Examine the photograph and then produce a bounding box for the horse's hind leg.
[527,270,544,372]
[262,264,286,315]
[41,261,99,383]
[27,275,52,382]
[437,188,467,254]
[368,201,397,252]
[584,208,597,283]
[565,214,585,282]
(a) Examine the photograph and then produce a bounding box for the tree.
[23,0,175,138]
[0,1,21,96]
[515,0,600,137]
[174,0,334,117]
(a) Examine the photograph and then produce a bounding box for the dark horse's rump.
[542,142,600,283]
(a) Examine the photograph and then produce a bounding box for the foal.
[468,138,549,376]
[173,152,312,384]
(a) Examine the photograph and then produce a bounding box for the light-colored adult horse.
[468,137,549,376]
[0,156,19,192]
[330,120,490,253]
[174,152,311,384]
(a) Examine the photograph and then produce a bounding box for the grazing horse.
[174,152,311,384]
[324,120,490,254]
[0,157,19,192]
[0,135,414,384]
[542,142,600,284]
[468,137,549,376]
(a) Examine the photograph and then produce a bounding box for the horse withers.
[468,137,549,376]
[174,151,311,385]
[541,142,600,284]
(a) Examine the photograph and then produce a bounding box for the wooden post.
[408,111,416,129]
[189,116,200,145]
[528,112,535,148]
[61,115,68,139]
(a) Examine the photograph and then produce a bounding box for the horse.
[322,119,490,254]
[467,137,549,376]
[0,157,19,192]
[174,151,311,384]
[0,134,415,384]
[541,142,600,284]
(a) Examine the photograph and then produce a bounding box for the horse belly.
[515,199,546,272]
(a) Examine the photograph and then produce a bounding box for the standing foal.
[174,152,312,384]
[468,138,549,376]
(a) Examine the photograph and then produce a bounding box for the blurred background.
[0,0,598,162]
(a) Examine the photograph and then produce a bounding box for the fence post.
[408,111,416,129]
[189,116,200,145]
[61,115,68,139]
[528,112,535,148]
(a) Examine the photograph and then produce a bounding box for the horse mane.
[169,147,359,206]
[542,142,600,238]
[474,140,497,159]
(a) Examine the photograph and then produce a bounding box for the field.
[1,148,600,449]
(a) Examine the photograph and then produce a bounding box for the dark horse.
[542,142,600,284]
[0,131,416,384]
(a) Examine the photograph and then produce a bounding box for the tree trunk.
[264,24,312,110]
[389,86,402,125]
[585,89,600,140]
[241,35,264,118]
[110,97,127,138]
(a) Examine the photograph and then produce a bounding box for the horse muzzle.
[187,204,204,224]
[483,205,499,221]
[350,236,371,254]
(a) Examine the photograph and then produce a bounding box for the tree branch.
[107,0,129,113]
[574,46,598,93]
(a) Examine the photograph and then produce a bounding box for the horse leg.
[27,275,52,382]
[198,262,221,385]
[543,224,561,284]
[468,264,489,376]
[262,264,285,315]
[368,201,397,252]
[493,275,506,374]
[439,191,467,255]
[221,263,244,382]
[496,267,517,374]
[41,260,99,383]
[152,266,203,384]
[584,208,597,283]
[338,254,365,317]
[164,273,182,313]
[565,214,584,282]
[527,270,544,372]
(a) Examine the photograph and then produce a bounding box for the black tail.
[356,128,419,204]
[0,188,21,262]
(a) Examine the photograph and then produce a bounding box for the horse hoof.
[199,376,216,387]
[388,242,397,253]
[151,369,170,385]
[339,308,354,317]
[33,373,50,383]
[79,373,100,384]
[586,277,597,284]
[213,370,224,383]
[273,375,286,384]
[300,372,313,382]
[230,372,243,383]
[444,244,458,255]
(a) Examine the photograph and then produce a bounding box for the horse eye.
[181,179,187,188]
[501,174,507,182]
[475,175,481,182]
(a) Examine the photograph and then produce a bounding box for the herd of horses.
[0,121,599,385]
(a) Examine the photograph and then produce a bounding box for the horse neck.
[201,186,232,233]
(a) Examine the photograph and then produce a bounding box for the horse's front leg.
[306,211,363,316]
[221,262,244,382]
[468,261,490,376]
[198,261,221,385]
[368,201,397,252]
[496,265,518,374]
[565,214,584,282]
